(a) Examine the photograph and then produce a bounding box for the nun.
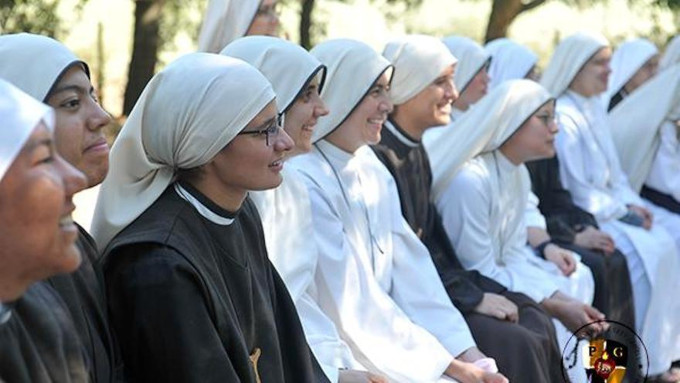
[0,33,123,383]
[91,53,326,382]
[605,38,659,111]
[609,64,680,211]
[440,36,491,118]
[484,38,540,89]
[541,31,680,382]
[661,35,680,71]
[0,79,89,382]
[433,78,612,380]
[478,33,636,327]
[198,0,279,53]
[422,36,490,183]
[288,38,506,383]
[373,34,563,382]
[221,36,385,383]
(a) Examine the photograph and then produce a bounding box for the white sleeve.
[646,121,680,201]
[524,191,547,229]
[390,202,476,358]
[251,179,362,382]
[303,177,453,382]
[296,292,361,383]
[437,166,557,302]
[503,200,560,301]
[555,113,630,221]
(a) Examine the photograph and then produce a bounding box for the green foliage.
[160,0,207,50]
[0,0,61,36]
[0,0,88,37]
[653,0,680,8]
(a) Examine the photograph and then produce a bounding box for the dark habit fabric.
[464,291,565,383]
[640,184,680,214]
[372,121,564,382]
[608,90,625,112]
[526,156,636,328]
[102,185,327,383]
[0,282,90,383]
[46,225,124,383]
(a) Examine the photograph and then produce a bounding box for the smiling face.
[283,74,329,157]
[569,47,612,97]
[196,101,293,209]
[500,100,559,164]
[326,70,393,153]
[246,0,279,37]
[46,65,111,188]
[0,123,87,297]
[392,64,458,138]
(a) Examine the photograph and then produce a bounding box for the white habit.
[553,90,680,375]
[250,169,360,382]
[290,140,477,382]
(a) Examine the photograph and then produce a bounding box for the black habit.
[371,120,563,382]
[526,156,636,328]
[102,184,327,383]
[0,282,90,383]
[46,226,124,383]
[640,185,680,214]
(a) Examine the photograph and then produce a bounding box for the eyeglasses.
[237,114,283,146]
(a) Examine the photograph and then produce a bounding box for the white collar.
[315,139,355,165]
[174,183,235,226]
[385,120,420,148]
[0,302,11,325]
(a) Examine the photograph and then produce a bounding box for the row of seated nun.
[2,5,680,383]
[423,33,680,382]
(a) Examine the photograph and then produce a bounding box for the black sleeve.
[105,245,241,383]
[526,157,599,241]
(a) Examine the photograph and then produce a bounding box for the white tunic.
[437,151,596,382]
[523,190,595,305]
[554,91,680,374]
[646,121,680,201]
[290,140,476,382]
[250,167,360,383]
[437,151,560,303]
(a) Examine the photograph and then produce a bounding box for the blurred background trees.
[1,0,678,120]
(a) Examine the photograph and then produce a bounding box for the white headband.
[0,33,88,102]
[197,0,260,53]
[427,79,551,201]
[383,34,458,105]
[541,32,609,97]
[485,38,538,89]
[606,38,658,99]
[0,78,54,182]
[222,36,325,114]
[442,36,490,93]
[92,53,276,248]
[310,38,392,142]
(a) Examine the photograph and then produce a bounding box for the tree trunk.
[300,0,315,49]
[122,0,164,116]
[484,0,547,43]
